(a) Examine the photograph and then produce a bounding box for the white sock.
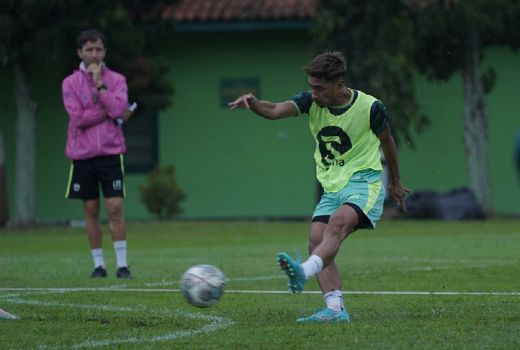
[113,240,128,268]
[91,248,105,268]
[301,254,324,279]
[324,290,345,312]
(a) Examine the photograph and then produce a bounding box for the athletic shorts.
[312,169,385,229]
[65,155,125,200]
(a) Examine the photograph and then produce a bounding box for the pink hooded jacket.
[62,63,128,160]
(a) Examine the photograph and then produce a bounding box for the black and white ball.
[180,264,226,308]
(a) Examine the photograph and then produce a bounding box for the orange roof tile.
[161,0,316,22]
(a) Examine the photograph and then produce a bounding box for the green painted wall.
[157,31,316,219]
[400,47,520,214]
[1,31,519,222]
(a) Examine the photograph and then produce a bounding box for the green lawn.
[1,220,519,349]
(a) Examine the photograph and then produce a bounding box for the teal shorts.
[312,169,385,229]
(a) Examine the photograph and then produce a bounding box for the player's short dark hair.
[76,29,107,49]
[304,51,347,81]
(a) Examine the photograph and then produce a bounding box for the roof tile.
[163,0,316,22]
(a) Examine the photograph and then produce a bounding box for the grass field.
[1,219,519,349]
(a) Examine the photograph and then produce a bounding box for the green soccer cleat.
[296,308,351,323]
[276,252,306,293]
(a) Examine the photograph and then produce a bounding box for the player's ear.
[77,48,83,60]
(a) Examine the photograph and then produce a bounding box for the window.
[123,109,158,173]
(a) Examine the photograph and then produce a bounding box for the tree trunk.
[0,130,8,226]
[14,65,37,226]
[462,29,492,213]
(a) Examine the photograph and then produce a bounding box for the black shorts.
[66,155,125,200]
[311,203,371,230]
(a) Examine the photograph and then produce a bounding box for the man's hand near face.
[87,63,103,86]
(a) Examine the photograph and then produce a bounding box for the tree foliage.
[313,0,430,147]
[412,0,520,213]
[408,0,520,113]
[313,0,520,213]
[413,0,520,89]
[0,0,176,224]
[0,0,175,113]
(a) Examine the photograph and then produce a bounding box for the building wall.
[401,46,520,214]
[157,30,317,219]
[1,32,519,222]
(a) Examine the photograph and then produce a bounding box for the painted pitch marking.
[0,291,235,349]
[1,287,519,296]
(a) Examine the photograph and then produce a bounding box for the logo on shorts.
[73,183,81,192]
[113,179,122,190]
[347,194,360,200]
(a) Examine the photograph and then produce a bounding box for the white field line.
[143,274,286,287]
[70,311,234,350]
[142,261,519,287]
[0,291,235,349]
[0,307,19,319]
[1,284,518,348]
[1,287,519,296]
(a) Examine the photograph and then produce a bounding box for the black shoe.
[116,266,132,278]
[90,266,107,278]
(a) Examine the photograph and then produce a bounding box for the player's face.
[77,39,106,67]
[308,76,343,107]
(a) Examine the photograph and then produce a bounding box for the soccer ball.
[180,264,226,308]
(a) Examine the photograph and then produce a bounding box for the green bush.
[139,165,185,219]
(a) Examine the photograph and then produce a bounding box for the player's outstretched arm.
[378,127,410,211]
[228,93,297,120]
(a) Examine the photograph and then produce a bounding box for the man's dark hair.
[76,29,107,49]
[304,51,347,81]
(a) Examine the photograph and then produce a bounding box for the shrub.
[139,165,185,219]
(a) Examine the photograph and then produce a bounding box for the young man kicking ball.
[229,51,409,322]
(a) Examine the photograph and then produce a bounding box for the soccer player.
[62,29,134,278]
[229,51,409,322]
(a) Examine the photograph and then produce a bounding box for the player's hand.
[228,93,256,110]
[389,182,411,212]
[87,63,103,84]
[119,109,133,122]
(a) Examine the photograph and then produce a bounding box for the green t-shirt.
[290,89,388,192]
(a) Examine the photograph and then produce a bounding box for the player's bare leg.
[106,197,126,242]
[84,199,102,249]
[312,205,358,266]
[309,222,343,292]
[84,199,107,277]
[278,205,357,322]
[106,197,131,277]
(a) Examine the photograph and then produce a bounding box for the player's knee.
[328,216,345,232]
[84,203,100,220]
[328,216,354,239]
[107,203,123,221]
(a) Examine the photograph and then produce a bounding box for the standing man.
[62,29,133,278]
[229,51,409,322]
